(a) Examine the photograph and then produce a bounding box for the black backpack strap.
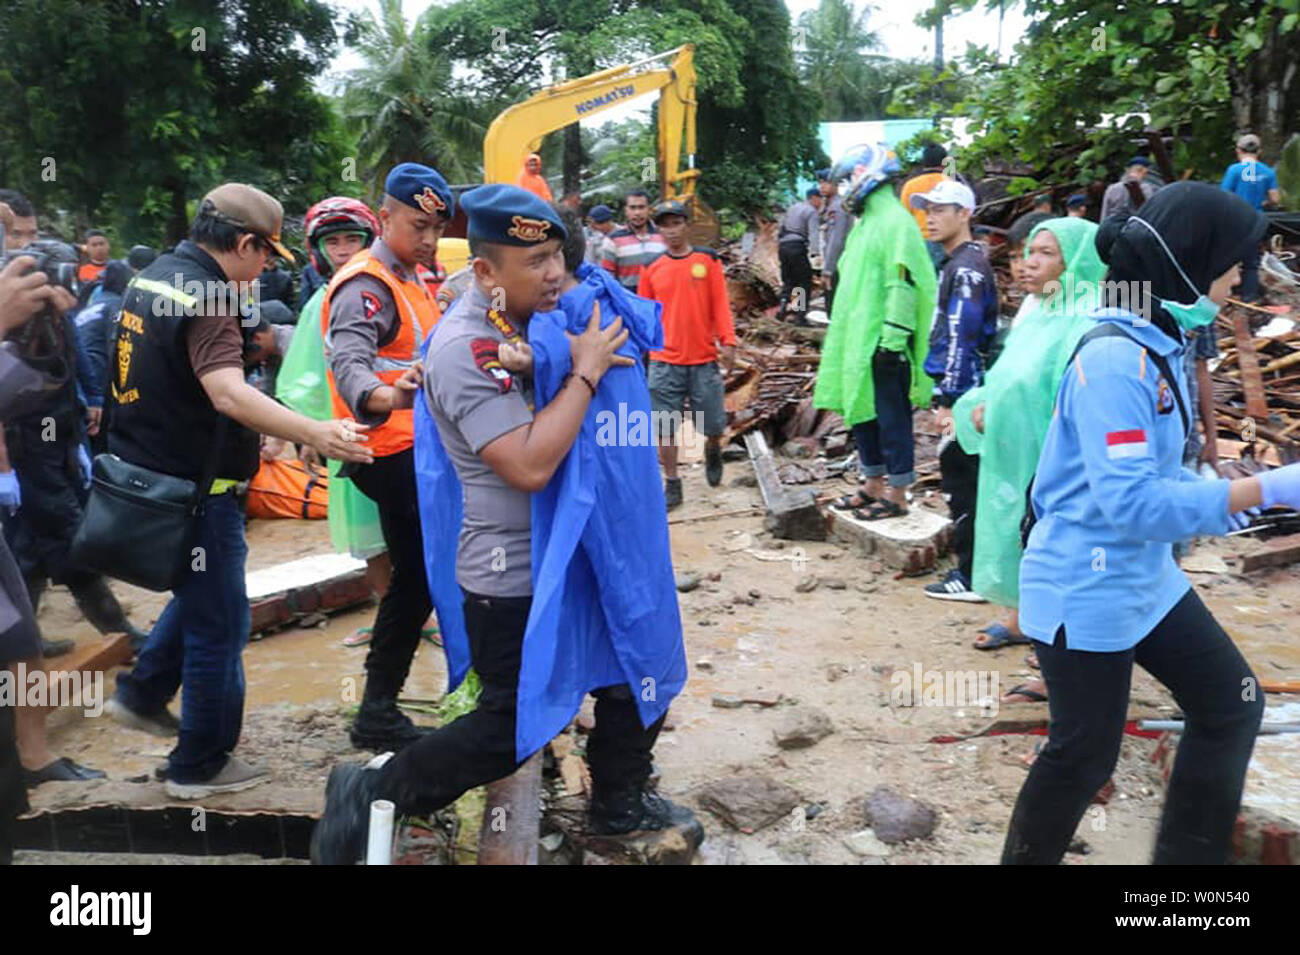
[1020,321,1189,549]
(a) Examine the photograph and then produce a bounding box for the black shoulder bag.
[69,420,229,592]
[1019,324,1189,549]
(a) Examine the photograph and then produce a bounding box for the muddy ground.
[19,454,1300,865]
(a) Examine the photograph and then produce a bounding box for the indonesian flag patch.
[470,337,512,393]
[1106,429,1148,459]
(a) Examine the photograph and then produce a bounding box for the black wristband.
[563,372,598,397]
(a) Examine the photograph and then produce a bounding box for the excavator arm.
[482,45,699,204]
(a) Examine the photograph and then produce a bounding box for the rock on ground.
[695,775,802,832]
[864,786,938,844]
[774,706,834,749]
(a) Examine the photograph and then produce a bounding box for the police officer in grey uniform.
[311,186,697,863]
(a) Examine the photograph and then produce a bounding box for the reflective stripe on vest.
[128,276,198,311]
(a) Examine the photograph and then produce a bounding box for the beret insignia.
[507,215,551,243]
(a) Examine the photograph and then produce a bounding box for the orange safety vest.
[322,249,440,457]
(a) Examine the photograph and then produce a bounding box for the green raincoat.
[953,217,1106,607]
[813,186,938,425]
[275,287,386,560]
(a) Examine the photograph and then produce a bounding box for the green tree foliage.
[795,0,885,120]
[341,0,490,190]
[907,0,1300,187]
[0,0,354,246]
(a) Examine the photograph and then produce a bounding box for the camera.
[0,238,80,388]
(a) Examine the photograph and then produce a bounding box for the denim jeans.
[115,493,250,783]
[852,350,916,486]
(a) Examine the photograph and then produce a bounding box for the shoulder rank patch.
[361,290,383,321]
[1155,377,1175,415]
[507,215,550,243]
[470,337,513,393]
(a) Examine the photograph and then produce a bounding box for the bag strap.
[1065,322,1189,434]
[1021,321,1189,549]
[189,416,230,517]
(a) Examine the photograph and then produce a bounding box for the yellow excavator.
[439,45,711,273]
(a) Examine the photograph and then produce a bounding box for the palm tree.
[796,0,887,121]
[341,0,488,187]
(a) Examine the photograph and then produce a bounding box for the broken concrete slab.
[744,431,826,541]
[695,775,801,832]
[826,505,950,574]
[247,553,373,635]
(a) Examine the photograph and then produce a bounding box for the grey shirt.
[821,194,852,275]
[778,200,822,255]
[327,238,414,427]
[1099,176,1158,221]
[423,282,534,597]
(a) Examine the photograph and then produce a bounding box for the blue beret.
[588,204,614,223]
[384,162,454,218]
[462,184,567,246]
[1066,193,1088,207]
[1127,156,1151,168]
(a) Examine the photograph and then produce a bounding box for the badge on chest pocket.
[1155,377,1175,415]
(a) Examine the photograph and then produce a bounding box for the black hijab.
[1096,181,1267,339]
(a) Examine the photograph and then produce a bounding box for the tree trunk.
[563,123,584,200]
[1227,20,1300,162]
[167,182,189,247]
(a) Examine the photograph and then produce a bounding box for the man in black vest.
[105,183,373,799]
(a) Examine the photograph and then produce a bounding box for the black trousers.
[1002,589,1264,864]
[939,438,979,580]
[378,590,663,815]
[777,241,812,320]
[349,448,432,701]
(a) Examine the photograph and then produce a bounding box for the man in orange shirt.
[78,230,111,286]
[637,200,736,509]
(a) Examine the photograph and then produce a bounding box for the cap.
[1066,193,1088,208]
[1127,156,1152,168]
[461,184,567,246]
[587,204,614,223]
[1236,133,1261,153]
[908,178,976,212]
[651,199,689,222]
[201,183,294,261]
[127,244,157,270]
[384,162,454,219]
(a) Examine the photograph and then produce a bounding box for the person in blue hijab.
[312,187,698,864]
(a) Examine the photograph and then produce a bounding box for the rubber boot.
[589,783,703,840]
[664,478,683,510]
[69,575,150,651]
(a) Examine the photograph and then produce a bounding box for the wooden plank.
[1241,533,1300,573]
[743,431,827,540]
[1234,309,1271,419]
[477,751,543,865]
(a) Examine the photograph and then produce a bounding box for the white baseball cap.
[909,179,976,212]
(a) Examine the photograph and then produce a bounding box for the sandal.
[1025,650,1040,670]
[973,622,1031,651]
[854,499,906,521]
[831,489,877,511]
[1002,681,1047,704]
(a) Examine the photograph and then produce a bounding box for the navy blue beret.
[462,184,567,246]
[384,162,454,219]
[1066,193,1088,207]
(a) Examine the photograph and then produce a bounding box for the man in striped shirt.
[600,189,667,290]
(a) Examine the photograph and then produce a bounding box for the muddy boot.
[705,443,723,487]
[69,576,149,651]
[311,761,386,864]
[589,783,703,841]
[664,477,683,511]
[349,696,425,752]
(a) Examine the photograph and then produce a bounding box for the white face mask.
[1125,217,1220,330]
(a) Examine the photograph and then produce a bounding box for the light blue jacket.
[1019,308,1232,651]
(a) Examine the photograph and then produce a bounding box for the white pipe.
[366,799,395,865]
